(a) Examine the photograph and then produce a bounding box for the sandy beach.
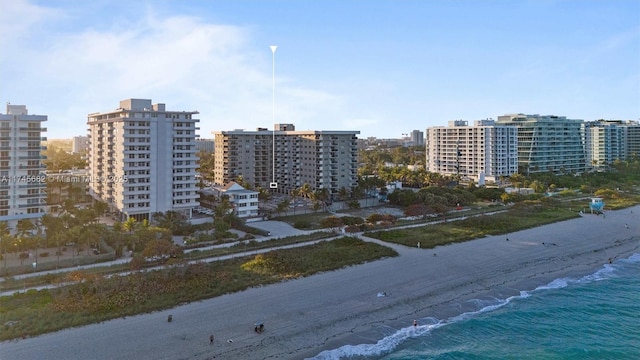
[1,205,638,360]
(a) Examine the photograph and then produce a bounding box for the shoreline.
[1,205,638,360]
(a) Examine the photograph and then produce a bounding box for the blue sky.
[1,0,638,140]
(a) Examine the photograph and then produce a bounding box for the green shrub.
[293,220,312,229]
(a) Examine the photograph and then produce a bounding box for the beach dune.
[1,206,638,360]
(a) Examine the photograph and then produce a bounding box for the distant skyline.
[1,0,639,140]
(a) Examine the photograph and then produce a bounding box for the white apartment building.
[0,104,48,228]
[426,120,518,182]
[211,182,259,218]
[496,114,586,175]
[87,99,200,221]
[213,124,359,198]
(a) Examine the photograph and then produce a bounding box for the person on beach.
[625,223,629,229]
[413,320,417,327]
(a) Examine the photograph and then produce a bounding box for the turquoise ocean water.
[310,253,640,360]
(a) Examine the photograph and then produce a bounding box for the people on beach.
[413,320,417,327]
[209,334,214,345]
[625,223,629,229]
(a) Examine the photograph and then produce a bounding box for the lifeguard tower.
[590,197,604,214]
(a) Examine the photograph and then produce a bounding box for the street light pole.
[270,45,278,191]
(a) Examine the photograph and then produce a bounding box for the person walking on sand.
[209,334,214,345]
[413,320,417,327]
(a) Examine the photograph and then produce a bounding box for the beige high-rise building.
[213,125,359,198]
[0,104,48,228]
[87,99,199,221]
[426,120,518,182]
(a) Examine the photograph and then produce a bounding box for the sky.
[1,0,639,140]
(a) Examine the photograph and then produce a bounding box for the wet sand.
[1,206,638,360]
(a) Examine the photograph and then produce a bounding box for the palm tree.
[0,222,12,274]
[14,219,36,266]
[123,217,138,252]
[290,188,300,215]
[299,183,313,201]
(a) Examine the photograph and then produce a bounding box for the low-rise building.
[211,182,259,218]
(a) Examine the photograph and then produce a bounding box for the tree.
[93,201,108,219]
[152,211,188,235]
[338,187,350,201]
[509,173,526,188]
[404,204,432,219]
[530,180,546,194]
[290,188,300,215]
[123,217,138,252]
[275,199,290,217]
[432,203,450,223]
[0,222,12,273]
[299,183,313,201]
[313,188,330,211]
[320,216,344,233]
[141,239,183,262]
[214,195,233,219]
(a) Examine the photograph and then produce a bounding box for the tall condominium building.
[213,124,359,198]
[584,120,627,171]
[410,130,425,146]
[71,135,89,154]
[195,138,215,153]
[87,99,199,221]
[496,114,586,175]
[625,121,640,158]
[426,120,518,182]
[0,104,48,228]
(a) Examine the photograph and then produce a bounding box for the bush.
[40,252,49,258]
[366,213,397,223]
[341,216,364,226]
[19,253,29,260]
[293,220,312,229]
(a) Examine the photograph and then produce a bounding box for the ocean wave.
[307,253,639,360]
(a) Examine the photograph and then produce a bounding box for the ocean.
[310,253,640,360]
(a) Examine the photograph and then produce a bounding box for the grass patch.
[276,212,330,229]
[0,237,396,341]
[365,204,580,249]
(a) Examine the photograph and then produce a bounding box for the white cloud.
[1,3,346,138]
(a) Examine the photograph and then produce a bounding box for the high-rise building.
[195,138,214,153]
[625,121,640,158]
[426,120,518,182]
[87,99,199,221]
[410,130,424,146]
[71,135,89,154]
[496,114,586,175]
[213,125,359,198]
[0,104,48,228]
[584,120,627,171]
